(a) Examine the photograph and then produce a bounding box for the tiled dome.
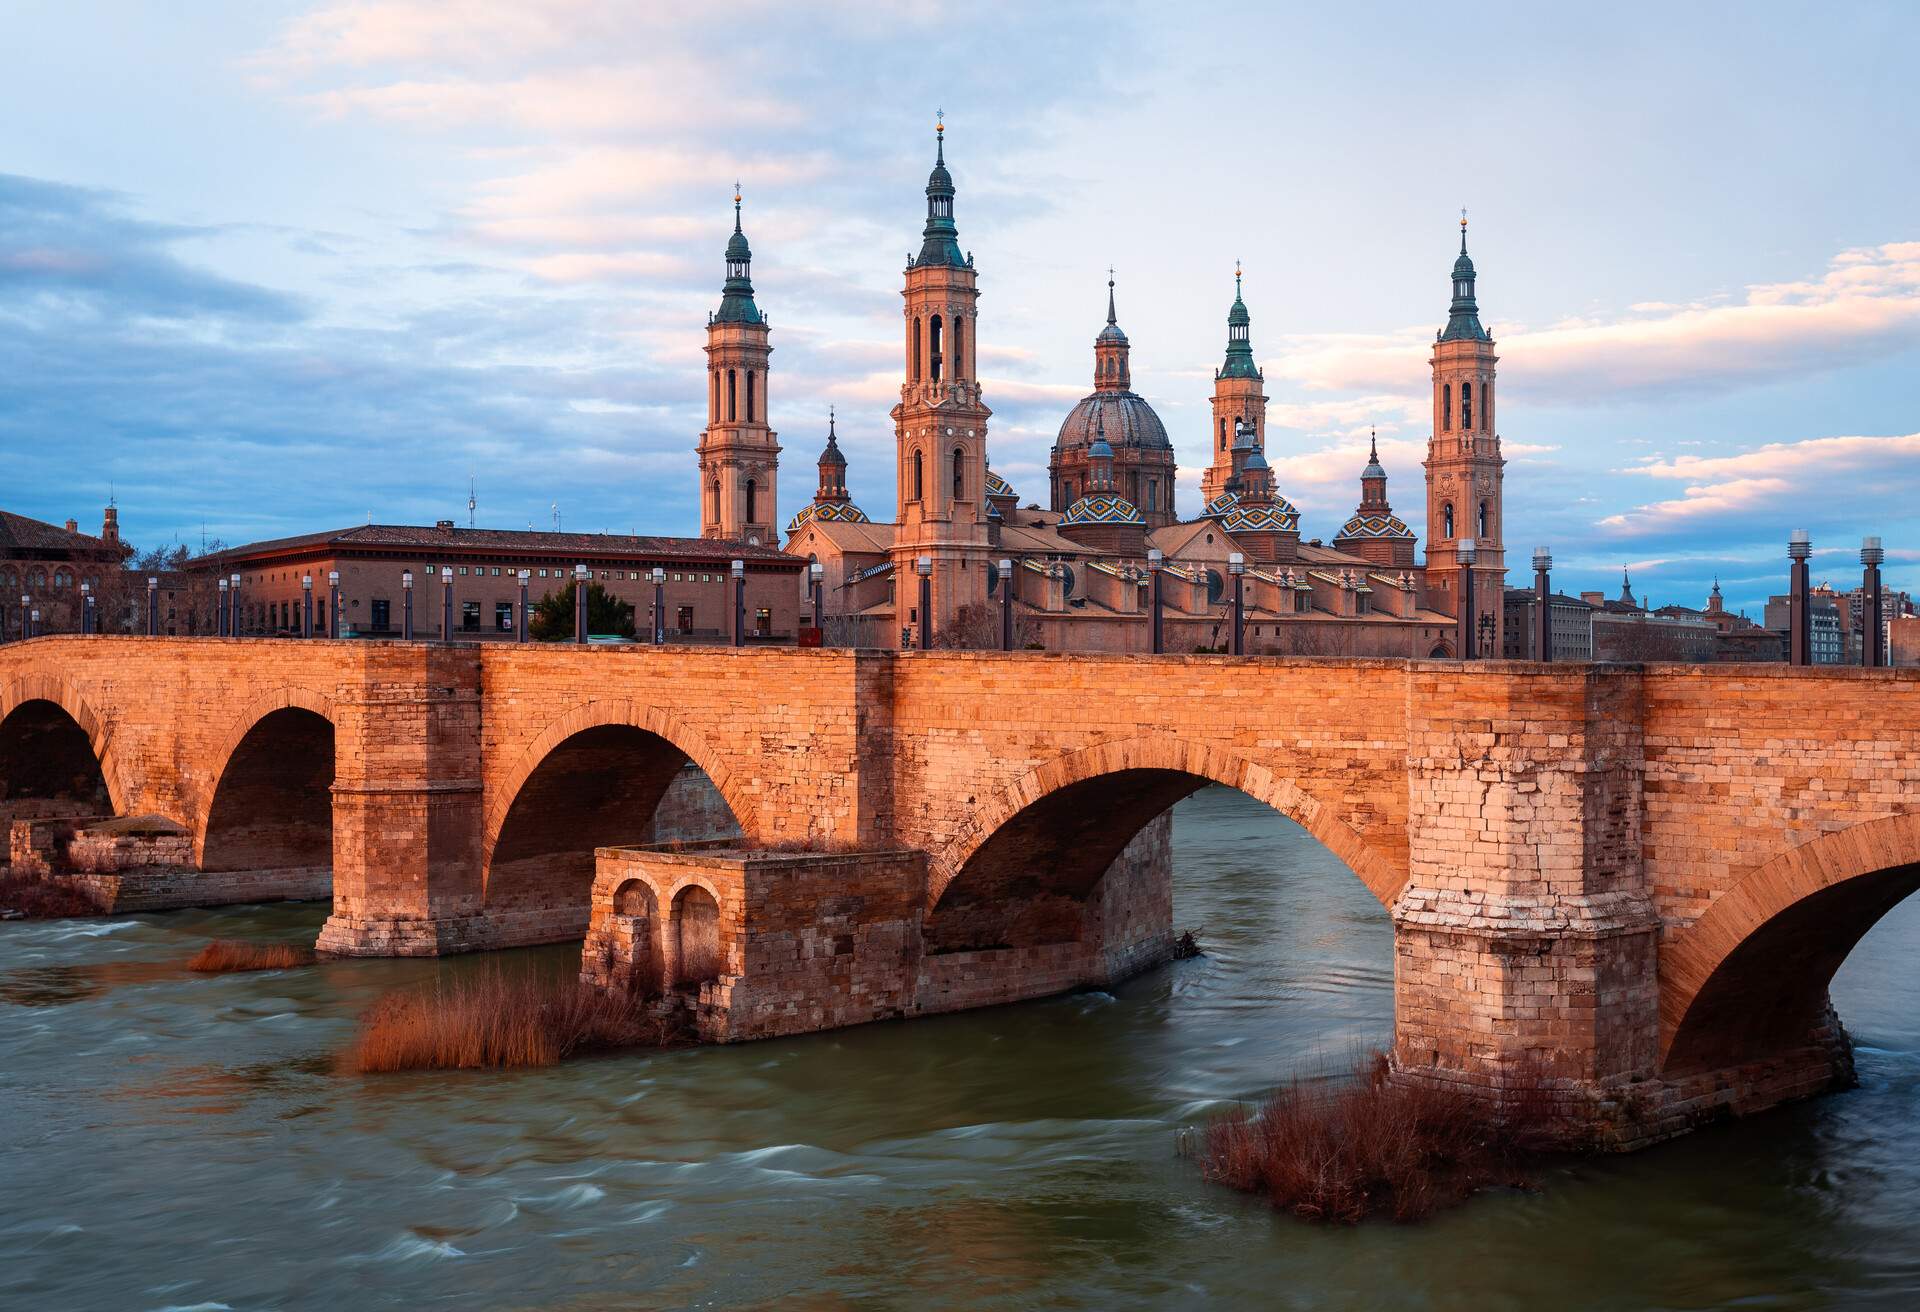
[984,469,1016,499]
[1060,493,1146,527]
[1056,392,1171,451]
[1337,512,1414,540]
[787,501,872,532]
[1207,490,1300,534]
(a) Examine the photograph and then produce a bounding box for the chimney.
[435,519,456,532]
[65,518,78,533]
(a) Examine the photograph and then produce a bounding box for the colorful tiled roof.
[788,500,872,532]
[985,469,1016,499]
[1060,493,1145,527]
[1336,512,1415,540]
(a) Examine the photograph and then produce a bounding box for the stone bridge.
[3,635,1917,1144]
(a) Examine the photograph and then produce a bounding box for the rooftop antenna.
[468,476,477,528]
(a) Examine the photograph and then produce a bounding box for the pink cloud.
[1598,431,1920,534]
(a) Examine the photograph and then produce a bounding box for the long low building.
[199,522,805,642]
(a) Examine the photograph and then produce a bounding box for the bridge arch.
[0,673,127,815]
[196,688,338,874]
[927,735,1404,951]
[482,700,750,926]
[1659,811,1920,1075]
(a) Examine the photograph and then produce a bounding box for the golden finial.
[735,180,742,205]
[936,107,945,135]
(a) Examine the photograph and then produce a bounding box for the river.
[3,786,1917,1310]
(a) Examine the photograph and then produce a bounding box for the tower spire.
[716,184,760,324]
[1107,266,1117,326]
[1440,209,1487,342]
[915,110,963,267]
[1219,261,1258,379]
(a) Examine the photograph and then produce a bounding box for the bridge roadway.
[3,636,1916,1145]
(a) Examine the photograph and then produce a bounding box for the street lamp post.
[1862,536,1885,667]
[401,570,414,641]
[229,573,241,636]
[915,556,932,650]
[1456,538,1478,659]
[17,594,27,641]
[574,564,590,644]
[1147,548,1164,654]
[146,576,159,637]
[328,570,341,639]
[216,577,229,636]
[1228,552,1245,656]
[302,575,314,638]
[998,558,1014,651]
[441,567,454,644]
[29,608,39,639]
[651,567,665,644]
[732,559,747,648]
[810,561,824,633]
[81,581,94,636]
[1532,547,1553,662]
[517,570,530,644]
[1788,530,1812,666]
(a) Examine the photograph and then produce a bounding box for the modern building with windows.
[200,522,802,642]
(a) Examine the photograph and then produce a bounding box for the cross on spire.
[1459,206,1468,253]
[1106,265,1117,325]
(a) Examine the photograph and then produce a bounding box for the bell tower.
[1422,212,1506,652]
[697,187,779,545]
[890,113,995,640]
[1202,264,1267,507]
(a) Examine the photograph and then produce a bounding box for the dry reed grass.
[1198,1052,1531,1223]
[345,968,670,1074]
[0,874,99,919]
[186,940,318,972]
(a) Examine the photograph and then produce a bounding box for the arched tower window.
[1477,500,1488,538]
[930,315,944,382]
[746,479,758,524]
[710,371,719,422]
[913,318,922,380]
[1462,381,1473,431]
[709,481,720,523]
[1219,418,1227,450]
[912,449,924,502]
[953,316,964,380]
[1443,503,1455,538]
[727,370,737,422]
[745,371,756,423]
[952,447,965,500]
[1484,381,1493,432]
[1442,384,1452,432]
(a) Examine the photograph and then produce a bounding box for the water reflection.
[0,788,1916,1309]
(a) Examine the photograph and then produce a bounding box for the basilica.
[697,121,1507,655]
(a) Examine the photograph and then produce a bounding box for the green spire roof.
[1219,261,1260,379]
[914,113,965,268]
[1438,212,1489,343]
[714,186,762,325]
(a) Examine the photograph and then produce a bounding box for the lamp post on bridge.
[440,566,454,644]
[229,573,241,636]
[301,575,314,638]
[731,559,747,648]
[327,570,341,639]
[401,570,414,641]
[81,581,94,636]
[29,608,39,639]
[1788,530,1812,666]
[574,564,590,644]
[1862,536,1885,667]
[17,594,27,640]
[216,577,228,636]
[1533,547,1553,662]
[517,570,530,644]
[651,567,666,645]
[915,555,932,650]
[1148,548,1164,654]
[1228,552,1245,656]
[809,561,824,635]
[1456,538,1477,659]
[998,558,1014,651]
[146,575,158,637]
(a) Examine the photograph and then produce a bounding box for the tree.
[933,601,1042,651]
[529,581,635,641]
[97,540,225,635]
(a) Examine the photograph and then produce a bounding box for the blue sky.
[3,1,1916,617]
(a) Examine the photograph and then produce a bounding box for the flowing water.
[3,786,1918,1311]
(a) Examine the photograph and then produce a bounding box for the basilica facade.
[707,122,1506,656]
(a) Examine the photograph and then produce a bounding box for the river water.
[3,786,1918,1311]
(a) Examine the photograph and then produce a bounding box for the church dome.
[788,500,872,532]
[984,469,1016,499]
[1337,511,1415,541]
[1057,392,1171,452]
[1206,490,1300,534]
[1061,493,1146,527]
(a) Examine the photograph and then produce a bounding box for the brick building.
[199,523,804,642]
[0,507,126,638]
[1501,587,1594,660]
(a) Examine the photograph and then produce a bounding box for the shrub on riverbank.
[186,940,317,972]
[1198,1052,1530,1223]
[0,874,99,920]
[345,969,671,1074]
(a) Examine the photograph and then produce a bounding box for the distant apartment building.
[1763,591,1847,665]
[1501,587,1594,660]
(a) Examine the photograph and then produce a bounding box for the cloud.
[1598,432,1920,534]
[1266,242,1920,404]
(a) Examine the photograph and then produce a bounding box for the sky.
[2,1,1916,617]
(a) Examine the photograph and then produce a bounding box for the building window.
[710,370,719,421]
[676,604,694,634]
[912,449,924,501]
[461,601,480,631]
[953,316,964,379]
[371,598,390,630]
[755,607,771,636]
[53,569,71,590]
[746,370,756,422]
[1146,478,1157,512]
[746,479,758,523]
[727,369,737,421]
[912,317,922,380]
[930,315,944,382]
[952,447,965,500]
[1442,384,1452,432]
[496,601,514,632]
[1218,418,1226,450]
[490,567,501,576]
[1443,503,1455,538]
[1478,500,1488,538]
[1462,381,1473,430]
